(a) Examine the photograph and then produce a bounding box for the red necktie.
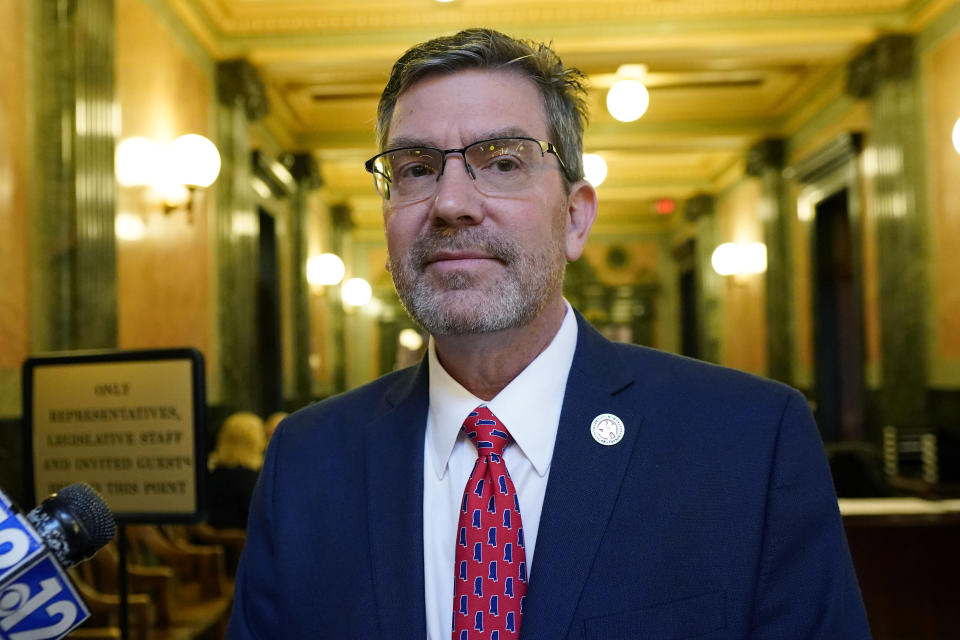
[452,406,527,640]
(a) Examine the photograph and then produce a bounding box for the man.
[227,28,871,639]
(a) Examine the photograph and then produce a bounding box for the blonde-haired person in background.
[263,411,288,442]
[207,412,265,529]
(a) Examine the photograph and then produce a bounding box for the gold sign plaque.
[29,355,201,517]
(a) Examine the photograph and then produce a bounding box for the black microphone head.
[56,483,117,551]
[26,482,116,568]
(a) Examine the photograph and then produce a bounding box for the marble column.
[215,59,268,412]
[847,34,928,427]
[746,139,794,384]
[685,194,721,365]
[29,0,117,351]
[287,153,322,404]
[328,203,353,394]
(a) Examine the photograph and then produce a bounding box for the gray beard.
[389,226,566,336]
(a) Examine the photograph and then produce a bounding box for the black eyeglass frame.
[363,136,573,201]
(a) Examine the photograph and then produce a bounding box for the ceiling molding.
[181,1,914,37]
[145,0,960,225]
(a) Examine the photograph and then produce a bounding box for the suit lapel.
[365,361,429,638]
[521,313,642,639]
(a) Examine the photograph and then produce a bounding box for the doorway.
[257,208,283,414]
[675,238,700,359]
[812,189,864,441]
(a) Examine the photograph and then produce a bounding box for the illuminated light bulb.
[953,117,960,155]
[115,213,146,241]
[711,243,738,276]
[153,180,190,208]
[398,328,424,351]
[342,277,373,307]
[606,79,649,123]
[711,242,767,276]
[169,134,221,188]
[743,242,767,274]
[306,253,346,286]
[115,137,159,187]
[582,153,608,187]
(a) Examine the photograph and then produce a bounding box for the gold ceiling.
[163,0,955,229]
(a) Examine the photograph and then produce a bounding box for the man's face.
[383,69,582,336]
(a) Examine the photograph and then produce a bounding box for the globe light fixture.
[711,242,767,276]
[606,64,650,123]
[607,80,649,122]
[582,153,608,187]
[342,277,373,307]
[115,137,159,187]
[306,253,346,286]
[398,328,425,351]
[168,134,222,188]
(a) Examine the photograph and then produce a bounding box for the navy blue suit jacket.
[227,313,871,639]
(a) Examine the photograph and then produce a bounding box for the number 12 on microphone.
[0,499,90,640]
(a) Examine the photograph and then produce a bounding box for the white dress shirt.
[423,301,578,640]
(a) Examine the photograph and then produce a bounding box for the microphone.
[0,483,116,640]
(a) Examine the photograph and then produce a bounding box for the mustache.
[406,227,519,268]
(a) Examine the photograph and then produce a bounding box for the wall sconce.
[115,134,221,222]
[607,64,650,123]
[711,242,767,277]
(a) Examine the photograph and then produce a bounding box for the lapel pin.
[591,413,625,446]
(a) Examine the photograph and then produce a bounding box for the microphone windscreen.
[56,483,116,551]
[26,482,116,568]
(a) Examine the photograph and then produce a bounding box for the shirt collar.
[426,300,578,479]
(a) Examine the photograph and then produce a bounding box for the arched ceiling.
[162,0,953,231]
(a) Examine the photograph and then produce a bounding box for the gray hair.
[376,28,589,187]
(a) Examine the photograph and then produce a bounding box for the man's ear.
[564,179,598,261]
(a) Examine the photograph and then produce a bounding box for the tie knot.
[462,405,511,458]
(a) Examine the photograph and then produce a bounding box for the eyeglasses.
[364,136,569,204]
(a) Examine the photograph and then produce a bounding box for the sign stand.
[117,523,129,640]
[22,347,207,638]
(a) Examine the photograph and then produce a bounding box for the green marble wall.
[747,139,794,384]
[215,99,260,413]
[686,196,721,365]
[287,154,322,406]
[213,60,273,413]
[849,35,929,428]
[28,0,117,352]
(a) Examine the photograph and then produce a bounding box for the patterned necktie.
[452,406,527,640]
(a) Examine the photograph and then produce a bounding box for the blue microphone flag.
[0,496,90,640]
